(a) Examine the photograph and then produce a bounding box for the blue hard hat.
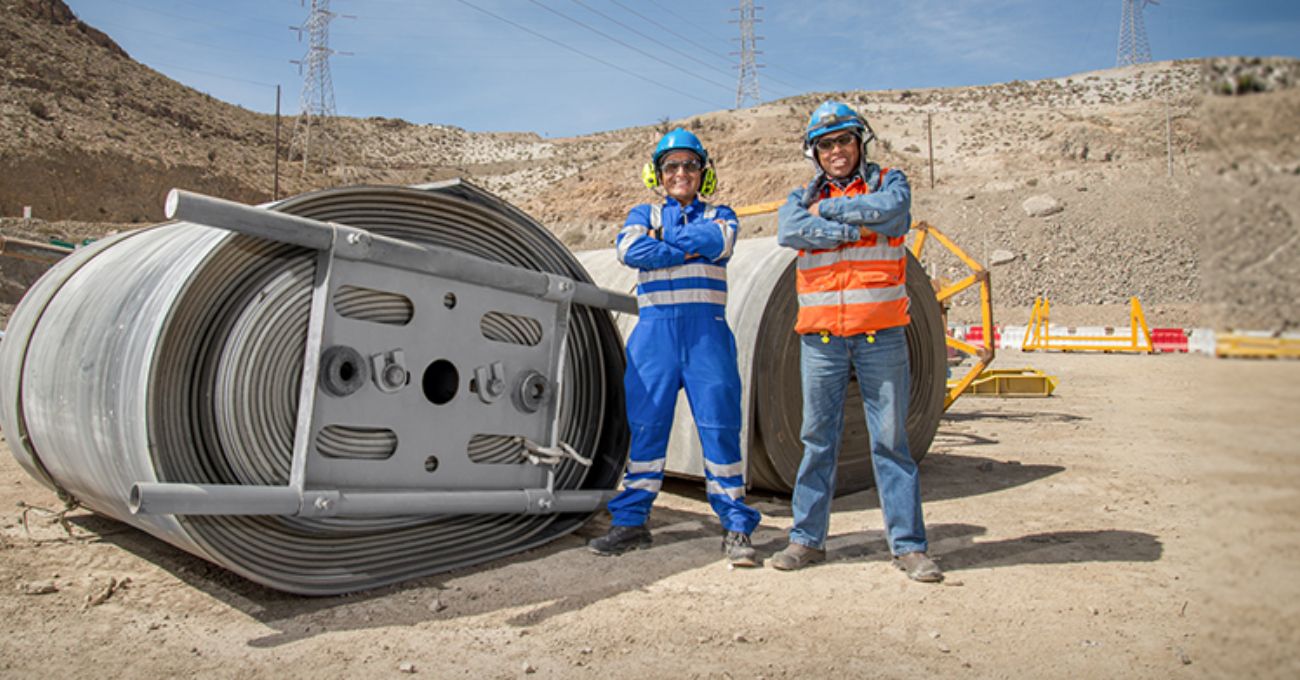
[653,128,708,167]
[805,101,869,146]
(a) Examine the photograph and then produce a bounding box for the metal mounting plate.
[299,251,566,491]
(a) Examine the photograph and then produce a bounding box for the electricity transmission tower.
[1116,0,1157,67]
[288,0,351,175]
[731,1,763,108]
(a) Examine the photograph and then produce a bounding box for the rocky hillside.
[2,0,1298,330]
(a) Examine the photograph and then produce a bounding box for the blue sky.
[63,0,1300,137]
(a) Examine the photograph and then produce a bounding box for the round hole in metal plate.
[421,359,459,405]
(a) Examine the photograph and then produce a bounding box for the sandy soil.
[1,350,1297,678]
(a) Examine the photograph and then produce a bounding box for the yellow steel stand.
[909,221,995,409]
[1022,296,1154,353]
[1215,334,1300,359]
[963,368,1059,397]
[734,200,786,218]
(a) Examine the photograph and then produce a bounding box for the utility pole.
[1117,0,1156,67]
[730,0,763,109]
[1165,99,1173,177]
[287,0,352,176]
[927,112,935,189]
[274,84,281,200]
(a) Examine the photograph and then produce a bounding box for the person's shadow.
[802,524,1162,571]
[737,406,1159,574]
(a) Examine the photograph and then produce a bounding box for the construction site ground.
[1,350,1296,679]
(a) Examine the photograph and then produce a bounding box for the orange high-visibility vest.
[794,170,910,336]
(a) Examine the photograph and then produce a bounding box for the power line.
[570,0,740,87]
[641,0,695,29]
[102,0,285,46]
[637,0,808,92]
[611,0,735,64]
[139,61,279,89]
[603,0,801,96]
[452,0,724,108]
[524,0,734,93]
[91,17,286,64]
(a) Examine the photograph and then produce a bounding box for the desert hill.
[2,0,1298,330]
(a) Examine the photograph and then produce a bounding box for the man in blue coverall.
[587,128,762,567]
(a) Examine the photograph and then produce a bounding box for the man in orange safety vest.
[771,101,941,583]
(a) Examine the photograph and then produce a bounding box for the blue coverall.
[606,196,762,535]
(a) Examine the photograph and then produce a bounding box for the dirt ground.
[1,350,1297,678]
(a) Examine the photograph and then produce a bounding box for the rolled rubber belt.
[0,185,628,595]
[746,254,947,494]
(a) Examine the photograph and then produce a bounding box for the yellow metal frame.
[734,200,785,218]
[1215,334,1300,359]
[909,221,995,409]
[1022,296,1153,353]
[961,368,1059,397]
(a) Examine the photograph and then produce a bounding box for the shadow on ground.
[68,406,1078,649]
[807,523,1162,572]
[942,408,1089,424]
[748,451,1065,519]
[78,497,729,648]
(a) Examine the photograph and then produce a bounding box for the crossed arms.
[776,170,912,251]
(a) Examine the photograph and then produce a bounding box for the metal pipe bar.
[130,483,301,516]
[324,489,614,516]
[130,482,613,517]
[0,234,74,264]
[165,189,636,314]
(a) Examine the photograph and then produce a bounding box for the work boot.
[768,542,826,571]
[722,530,759,568]
[587,524,652,556]
[893,551,943,583]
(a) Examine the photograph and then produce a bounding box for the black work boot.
[722,530,759,568]
[587,524,652,556]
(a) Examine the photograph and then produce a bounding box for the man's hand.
[809,202,821,218]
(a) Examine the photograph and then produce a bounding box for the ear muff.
[641,162,659,189]
[644,160,716,196]
[699,165,717,196]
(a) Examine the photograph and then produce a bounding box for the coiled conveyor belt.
[0,182,630,595]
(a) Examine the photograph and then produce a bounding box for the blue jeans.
[789,326,928,555]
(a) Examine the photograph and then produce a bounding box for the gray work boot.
[722,530,759,567]
[769,542,826,571]
[893,551,943,582]
[587,524,652,556]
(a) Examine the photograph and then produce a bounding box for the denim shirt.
[777,168,912,251]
